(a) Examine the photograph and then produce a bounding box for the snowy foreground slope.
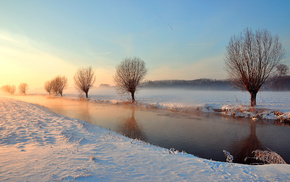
[0,98,289,181]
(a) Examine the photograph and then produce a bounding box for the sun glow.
[0,32,77,89]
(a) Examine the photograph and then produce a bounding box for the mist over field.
[25,86,290,114]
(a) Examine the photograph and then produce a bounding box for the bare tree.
[114,57,148,103]
[225,28,285,106]
[276,64,289,77]
[9,85,15,94]
[74,67,96,98]
[44,81,52,95]
[51,76,68,97]
[1,85,16,94]
[18,83,28,95]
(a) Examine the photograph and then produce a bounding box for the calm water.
[11,95,290,164]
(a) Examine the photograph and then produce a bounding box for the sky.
[0,0,290,89]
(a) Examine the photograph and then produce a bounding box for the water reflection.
[77,101,92,123]
[117,108,146,141]
[231,121,263,163]
[51,99,93,123]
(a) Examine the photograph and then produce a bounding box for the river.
[9,95,290,164]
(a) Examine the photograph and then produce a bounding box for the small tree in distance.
[44,81,52,95]
[114,57,148,103]
[276,64,289,77]
[74,67,96,98]
[51,75,68,97]
[225,28,285,106]
[18,83,28,95]
[1,85,16,95]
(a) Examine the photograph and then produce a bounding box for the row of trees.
[3,27,284,107]
[1,83,28,95]
[44,68,96,98]
[44,76,68,96]
[1,85,16,94]
[43,58,147,103]
[44,27,286,107]
[109,28,286,106]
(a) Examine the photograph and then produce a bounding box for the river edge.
[58,94,290,126]
[4,94,290,163]
[0,97,289,181]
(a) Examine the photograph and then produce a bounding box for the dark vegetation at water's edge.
[140,76,290,91]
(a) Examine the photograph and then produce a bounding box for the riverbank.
[93,98,290,124]
[24,88,290,124]
[67,95,290,125]
[0,97,289,181]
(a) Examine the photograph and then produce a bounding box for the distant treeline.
[141,79,234,90]
[269,75,290,91]
[141,76,290,91]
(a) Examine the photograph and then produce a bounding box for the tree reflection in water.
[117,108,146,141]
[231,121,263,164]
[78,101,92,123]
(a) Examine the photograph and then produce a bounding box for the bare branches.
[2,83,28,95]
[1,85,16,95]
[114,57,148,102]
[74,67,96,98]
[18,83,28,95]
[252,149,286,164]
[45,76,68,96]
[225,28,285,106]
[51,76,68,96]
[276,64,289,77]
[44,81,52,94]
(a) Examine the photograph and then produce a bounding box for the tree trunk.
[250,91,257,106]
[131,91,135,103]
[85,91,88,98]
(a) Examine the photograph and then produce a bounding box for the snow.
[0,97,289,181]
[62,88,290,123]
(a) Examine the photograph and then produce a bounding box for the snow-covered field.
[31,87,290,111]
[0,97,290,181]
[60,88,290,122]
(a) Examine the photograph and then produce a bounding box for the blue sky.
[0,0,289,88]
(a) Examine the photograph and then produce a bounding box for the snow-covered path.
[0,98,289,181]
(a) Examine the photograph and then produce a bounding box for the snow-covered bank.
[29,88,290,123]
[0,97,289,181]
[90,99,290,124]
[61,88,290,123]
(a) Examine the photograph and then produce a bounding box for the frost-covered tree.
[44,81,52,95]
[18,83,28,95]
[74,67,96,98]
[114,57,148,103]
[51,76,68,97]
[225,28,285,106]
[1,85,16,95]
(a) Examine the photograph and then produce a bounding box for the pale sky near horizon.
[0,0,289,89]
